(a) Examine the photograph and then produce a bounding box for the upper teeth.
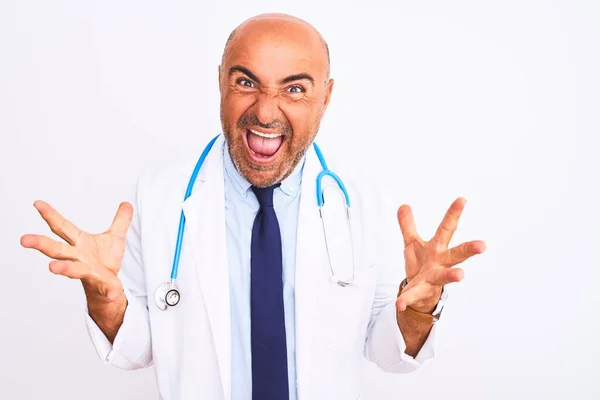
[250,129,282,139]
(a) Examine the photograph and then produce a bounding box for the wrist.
[397,304,436,330]
[87,293,127,320]
[87,294,127,344]
[396,299,436,357]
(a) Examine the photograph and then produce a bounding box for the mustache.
[237,114,292,135]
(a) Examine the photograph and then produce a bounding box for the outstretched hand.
[21,200,133,303]
[395,197,486,314]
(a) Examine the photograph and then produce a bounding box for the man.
[21,13,485,400]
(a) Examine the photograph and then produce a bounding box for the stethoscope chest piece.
[155,281,181,311]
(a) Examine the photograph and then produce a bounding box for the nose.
[254,92,280,126]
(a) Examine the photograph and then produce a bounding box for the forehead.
[223,24,328,82]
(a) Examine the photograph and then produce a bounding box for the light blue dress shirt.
[223,144,305,400]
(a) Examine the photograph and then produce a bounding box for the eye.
[287,85,304,94]
[237,78,255,88]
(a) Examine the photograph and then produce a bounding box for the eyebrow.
[229,65,261,83]
[279,73,314,86]
[228,65,315,87]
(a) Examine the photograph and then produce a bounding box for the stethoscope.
[155,134,355,311]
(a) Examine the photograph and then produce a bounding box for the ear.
[323,78,335,109]
[218,64,222,94]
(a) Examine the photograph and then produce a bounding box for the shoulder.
[126,155,198,217]
[314,142,396,215]
[136,157,194,193]
[313,142,404,267]
[313,141,402,248]
[134,134,225,192]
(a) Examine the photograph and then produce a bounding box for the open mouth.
[244,128,286,164]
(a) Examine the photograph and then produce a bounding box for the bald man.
[22,13,485,400]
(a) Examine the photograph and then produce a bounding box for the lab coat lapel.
[181,135,231,399]
[295,145,329,400]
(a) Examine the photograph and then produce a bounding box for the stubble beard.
[220,105,324,188]
[223,127,315,188]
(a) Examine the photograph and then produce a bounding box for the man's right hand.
[21,200,134,342]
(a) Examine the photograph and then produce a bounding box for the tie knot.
[252,184,279,208]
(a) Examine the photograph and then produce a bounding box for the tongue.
[247,131,283,156]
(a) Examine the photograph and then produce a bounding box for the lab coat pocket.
[317,265,377,350]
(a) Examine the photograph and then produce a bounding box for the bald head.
[222,13,330,77]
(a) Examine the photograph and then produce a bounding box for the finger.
[429,267,464,286]
[397,205,419,247]
[33,200,83,245]
[51,261,122,301]
[108,202,134,239]
[395,287,424,312]
[433,197,467,248]
[442,240,486,266]
[49,260,92,280]
[21,234,79,260]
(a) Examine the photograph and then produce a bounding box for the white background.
[1,0,599,399]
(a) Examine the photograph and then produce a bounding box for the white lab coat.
[85,135,438,400]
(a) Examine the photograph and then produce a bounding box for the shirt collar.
[223,143,305,199]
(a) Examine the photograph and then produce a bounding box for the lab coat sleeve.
[84,178,153,370]
[363,187,438,373]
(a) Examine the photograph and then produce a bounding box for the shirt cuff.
[84,287,151,368]
[369,301,438,372]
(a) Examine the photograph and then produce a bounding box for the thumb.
[395,287,421,312]
[108,202,134,238]
[105,283,125,302]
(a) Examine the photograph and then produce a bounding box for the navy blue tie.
[250,184,289,400]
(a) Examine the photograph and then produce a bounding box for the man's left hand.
[395,197,486,314]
